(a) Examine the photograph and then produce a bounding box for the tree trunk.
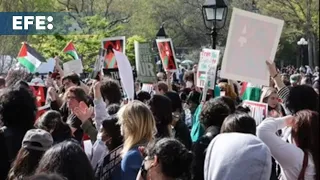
[312,33,318,67]
[306,0,313,68]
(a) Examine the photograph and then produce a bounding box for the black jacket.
[191,126,220,180]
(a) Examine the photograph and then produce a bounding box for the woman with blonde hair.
[117,100,157,180]
[260,87,286,118]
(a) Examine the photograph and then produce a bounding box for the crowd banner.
[220,8,284,86]
[242,100,268,125]
[156,38,178,72]
[114,50,135,101]
[197,49,220,90]
[101,36,126,69]
[103,68,121,86]
[63,59,83,76]
[134,41,157,83]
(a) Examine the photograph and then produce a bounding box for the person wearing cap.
[7,129,53,180]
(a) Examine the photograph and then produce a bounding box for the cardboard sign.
[135,42,157,83]
[63,60,83,76]
[103,68,121,87]
[156,38,178,72]
[197,49,220,90]
[101,36,126,69]
[242,100,268,125]
[94,145,123,180]
[220,8,284,86]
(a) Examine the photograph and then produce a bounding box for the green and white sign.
[134,42,157,83]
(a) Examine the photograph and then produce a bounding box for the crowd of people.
[0,57,319,180]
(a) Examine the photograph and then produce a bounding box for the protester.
[257,110,319,180]
[31,72,45,84]
[136,138,193,180]
[8,129,53,180]
[164,91,192,150]
[191,97,233,180]
[148,94,173,138]
[36,140,95,180]
[117,100,157,180]
[35,110,72,144]
[220,112,256,135]
[260,87,285,118]
[0,86,37,180]
[136,90,151,103]
[204,133,272,180]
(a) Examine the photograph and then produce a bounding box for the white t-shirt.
[31,77,44,84]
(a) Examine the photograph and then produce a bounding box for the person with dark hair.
[221,112,256,135]
[0,86,37,180]
[90,103,122,168]
[62,74,81,90]
[35,141,95,180]
[257,110,319,180]
[148,95,173,138]
[136,91,151,104]
[136,138,193,180]
[8,129,53,180]
[183,70,194,88]
[164,91,192,150]
[0,76,5,89]
[154,81,169,95]
[100,78,122,105]
[191,97,233,180]
[31,72,44,85]
[35,110,72,144]
[27,173,66,180]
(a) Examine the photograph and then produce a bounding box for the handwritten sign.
[220,8,284,86]
[242,100,268,125]
[197,49,220,89]
[135,42,157,83]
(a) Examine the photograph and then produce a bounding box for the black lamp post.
[297,37,308,66]
[154,23,168,72]
[202,0,228,49]
[252,0,259,13]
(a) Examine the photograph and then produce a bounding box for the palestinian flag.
[17,43,46,73]
[63,41,79,60]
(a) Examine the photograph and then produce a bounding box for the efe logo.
[12,16,53,30]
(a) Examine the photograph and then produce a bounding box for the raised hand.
[266,61,278,77]
[73,101,93,123]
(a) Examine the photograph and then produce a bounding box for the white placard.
[63,60,83,76]
[197,49,220,90]
[220,8,284,86]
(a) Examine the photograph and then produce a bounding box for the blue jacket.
[121,146,143,180]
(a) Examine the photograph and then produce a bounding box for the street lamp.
[297,37,308,66]
[154,23,168,72]
[202,0,228,49]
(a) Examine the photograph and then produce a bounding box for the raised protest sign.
[63,59,83,76]
[101,36,126,69]
[197,49,220,90]
[134,42,157,83]
[156,38,178,72]
[220,8,284,86]
[94,145,123,180]
[242,100,268,125]
[91,48,106,80]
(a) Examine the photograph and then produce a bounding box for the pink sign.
[220,8,284,86]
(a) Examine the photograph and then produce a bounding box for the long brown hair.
[292,110,319,180]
